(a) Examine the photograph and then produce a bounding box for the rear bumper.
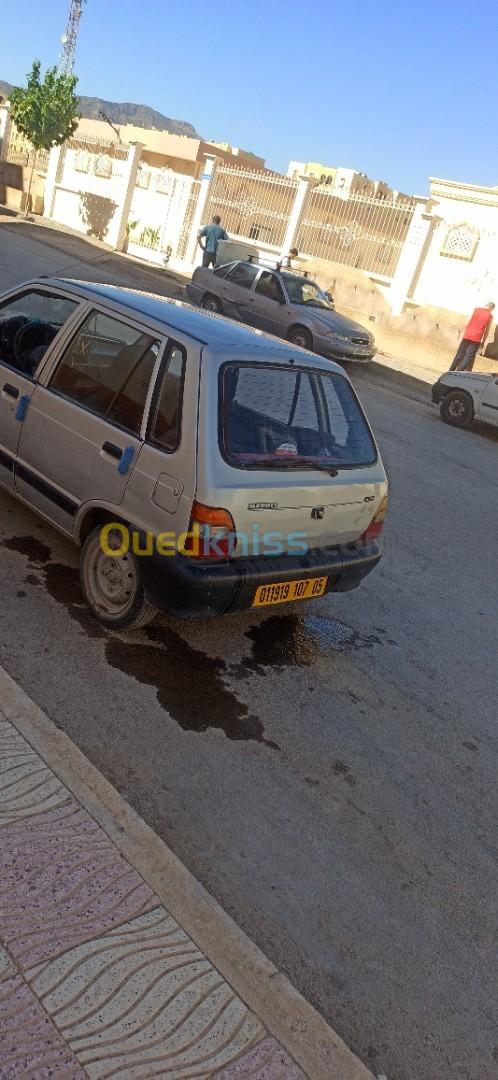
[139,538,382,619]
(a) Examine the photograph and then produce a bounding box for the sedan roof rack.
[246,254,311,279]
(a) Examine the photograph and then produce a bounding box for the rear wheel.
[440,390,473,428]
[288,326,312,350]
[201,293,222,314]
[80,526,156,630]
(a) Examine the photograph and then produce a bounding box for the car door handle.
[2,383,19,399]
[101,441,135,476]
[101,441,123,460]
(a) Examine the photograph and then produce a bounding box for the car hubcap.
[85,537,137,616]
[449,399,465,418]
[293,333,307,347]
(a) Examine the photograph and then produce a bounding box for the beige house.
[76,118,265,178]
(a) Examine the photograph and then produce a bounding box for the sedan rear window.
[220,363,376,469]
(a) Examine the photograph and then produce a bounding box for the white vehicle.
[432,371,498,429]
[0,278,388,629]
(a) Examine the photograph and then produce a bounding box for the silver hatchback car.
[186,260,376,363]
[0,278,387,629]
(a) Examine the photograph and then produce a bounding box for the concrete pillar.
[280,176,313,258]
[184,155,217,267]
[389,202,435,315]
[43,144,65,218]
[109,141,143,252]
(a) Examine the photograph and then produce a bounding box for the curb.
[0,664,373,1080]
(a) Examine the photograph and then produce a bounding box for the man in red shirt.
[450,302,495,371]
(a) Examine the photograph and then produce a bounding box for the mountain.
[0,80,200,139]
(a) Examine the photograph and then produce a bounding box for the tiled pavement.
[0,713,306,1079]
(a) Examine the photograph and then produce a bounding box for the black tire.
[288,326,313,350]
[201,293,222,314]
[80,526,156,631]
[440,390,474,428]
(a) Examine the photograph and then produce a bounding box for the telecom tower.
[59,0,86,74]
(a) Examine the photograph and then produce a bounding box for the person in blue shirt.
[197,215,228,268]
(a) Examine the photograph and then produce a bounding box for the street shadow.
[79,192,117,241]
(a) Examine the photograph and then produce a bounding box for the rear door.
[218,262,259,324]
[16,307,163,532]
[0,288,80,490]
[250,270,289,337]
[123,338,197,543]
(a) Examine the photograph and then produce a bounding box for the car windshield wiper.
[241,456,338,476]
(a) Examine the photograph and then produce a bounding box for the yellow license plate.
[252,576,328,608]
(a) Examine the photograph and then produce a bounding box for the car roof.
[30,278,342,372]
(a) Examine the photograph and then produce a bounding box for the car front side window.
[0,290,78,377]
[49,309,161,438]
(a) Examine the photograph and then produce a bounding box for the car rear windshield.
[220,363,377,469]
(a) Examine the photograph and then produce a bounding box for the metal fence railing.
[205,164,299,248]
[298,188,417,277]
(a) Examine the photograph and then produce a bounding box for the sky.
[1,0,496,195]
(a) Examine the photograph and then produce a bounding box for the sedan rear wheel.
[201,293,222,314]
[80,526,156,630]
[440,390,474,428]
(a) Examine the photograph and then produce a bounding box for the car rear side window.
[220,363,376,468]
[49,309,161,437]
[225,263,259,289]
[148,344,185,452]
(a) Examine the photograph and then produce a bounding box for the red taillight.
[361,494,388,543]
[182,500,236,559]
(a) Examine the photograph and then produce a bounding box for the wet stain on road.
[107,626,279,748]
[25,573,42,586]
[1,535,52,564]
[238,613,383,672]
[44,562,105,640]
[13,544,277,749]
[333,760,357,786]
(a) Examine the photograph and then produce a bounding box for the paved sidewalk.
[0,667,372,1080]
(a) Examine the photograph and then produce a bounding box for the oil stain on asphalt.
[1,536,278,749]
[236,613,384,673]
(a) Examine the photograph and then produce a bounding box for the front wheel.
[80,526,156,630]
[288,326,313,350]
[201,293,222,314]
[440,390,473,428]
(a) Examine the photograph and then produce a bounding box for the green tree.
[9,60,79,216]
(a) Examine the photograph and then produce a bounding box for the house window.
[441,223,479,261]
[156,169,174,195]
[75,149,90,173]
[136,166,151,189]
[94,153,113,179]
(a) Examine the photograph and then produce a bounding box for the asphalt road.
[0,220,497,1080]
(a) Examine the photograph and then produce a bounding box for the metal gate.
[298,187,416,277]
[204,164,298,248]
